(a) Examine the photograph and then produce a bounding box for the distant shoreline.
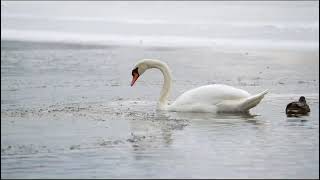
[1,39,319,53]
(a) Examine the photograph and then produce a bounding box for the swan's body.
[168,84,267,113]
[131,59,268,113]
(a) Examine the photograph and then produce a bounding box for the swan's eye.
[132,67,139,76]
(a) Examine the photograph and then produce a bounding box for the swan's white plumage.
[132,59,268,113]
[167,84,250,112]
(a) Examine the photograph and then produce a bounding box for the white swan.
[131,59,268,113]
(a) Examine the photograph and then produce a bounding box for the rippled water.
[1,41,319,178]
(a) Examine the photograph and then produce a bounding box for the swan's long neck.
[149,61,172,109]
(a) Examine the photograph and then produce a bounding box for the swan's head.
[130,59,149,86]
[131,59,167,86]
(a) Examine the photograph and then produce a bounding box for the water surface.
[1,41,319,178]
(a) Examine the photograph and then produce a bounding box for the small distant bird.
[286,96,310,116]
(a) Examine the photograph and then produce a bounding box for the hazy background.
[1,1,319,49]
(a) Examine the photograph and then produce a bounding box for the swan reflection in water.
[127,106,265,154]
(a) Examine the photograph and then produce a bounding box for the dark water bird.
[286,96,310,117]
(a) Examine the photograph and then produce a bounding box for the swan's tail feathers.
[239,89,268,112]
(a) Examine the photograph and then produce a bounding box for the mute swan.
[286,96,310,117]
[131,59,268,113]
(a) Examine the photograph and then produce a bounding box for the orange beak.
[131,72,139,86]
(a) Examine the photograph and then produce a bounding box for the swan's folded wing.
[217,89,268,112]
